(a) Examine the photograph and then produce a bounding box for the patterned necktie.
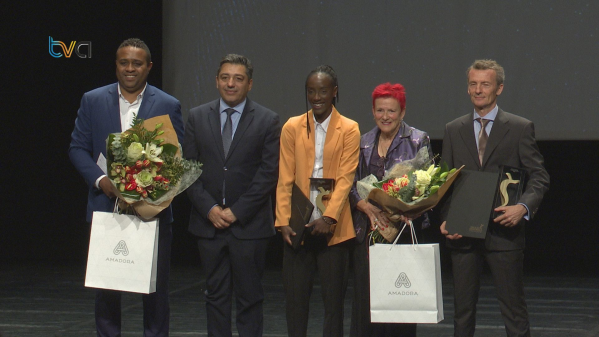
[222,108,235,156]
[477,118,489,165]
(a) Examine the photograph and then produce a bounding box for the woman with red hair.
[348,82,432,336]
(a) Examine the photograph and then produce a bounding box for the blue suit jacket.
[69,83,184,223]
[183,98,280,239]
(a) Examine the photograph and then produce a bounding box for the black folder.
[445,170,500,239]
[289,183,315,249]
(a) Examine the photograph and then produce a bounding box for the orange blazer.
[275,107,360,246]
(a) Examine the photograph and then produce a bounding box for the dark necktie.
[222,108,235,156]
[477,118,489,165]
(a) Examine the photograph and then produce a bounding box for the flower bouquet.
[106,114,202,220]
[357,147,463,242]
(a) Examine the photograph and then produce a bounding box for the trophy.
[310,178,335,215]
[493,166,526,218]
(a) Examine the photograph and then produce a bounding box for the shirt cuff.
[95,175,107,189]
[518,203,530,221]
[208,204,219,218]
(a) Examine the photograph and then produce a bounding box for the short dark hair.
[117,38,152,64]
[467,59,505,86]
[217,54,253,79]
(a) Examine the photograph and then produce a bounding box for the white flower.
[144,143,163,163]
[414,170,431,186]
[134,170,154,188]
[127,142,144,162]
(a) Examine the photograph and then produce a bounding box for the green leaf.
[121,190,141,200]
[161,143,179,156]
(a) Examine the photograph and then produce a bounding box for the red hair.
[372,83,406,110]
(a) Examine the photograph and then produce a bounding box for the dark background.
[1,1,598,277]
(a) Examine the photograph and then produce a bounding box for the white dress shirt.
[310,112,332,221]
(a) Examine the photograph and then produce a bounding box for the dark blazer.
[183,98,280,239]
[69,83,184,223]
[441,108,549,250]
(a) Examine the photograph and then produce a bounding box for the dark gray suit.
[442,108,549,337]
[183,98,280,337]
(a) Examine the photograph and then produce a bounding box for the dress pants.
[350,234,417,337]
[198,229,269,337]
[95,221,172,337]
[282,235,350,337]
[451,245,530,337]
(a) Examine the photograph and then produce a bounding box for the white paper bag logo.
[395,272,411,288]
[113,240,129,256]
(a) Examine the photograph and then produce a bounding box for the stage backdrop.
[163,0,599,140]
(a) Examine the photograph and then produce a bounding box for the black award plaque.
[492,166,526,218]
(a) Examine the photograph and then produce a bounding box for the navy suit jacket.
[441,109,550,250]
[183,98,280,239]
[69,83,184,223]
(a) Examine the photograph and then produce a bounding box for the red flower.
[135,160,143,169]
[142,159,151,168]
[125,181,137,191]
[382,181,393,193]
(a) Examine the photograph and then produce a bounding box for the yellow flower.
[414,170,431,186]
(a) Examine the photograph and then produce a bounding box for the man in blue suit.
[183,54,280,337]
[69,38,183,336]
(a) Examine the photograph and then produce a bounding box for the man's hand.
[440,221,462,240]
[99,176,117,198]
[222,208,237,224]
[280,226,296,246]
[494,204,527,227]
[208,206,232,229]
[306,217,332,236]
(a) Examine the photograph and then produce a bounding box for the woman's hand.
[306,217,332,236]
[357,200,392,230]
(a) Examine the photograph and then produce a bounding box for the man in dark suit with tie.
[69,38,183,336]
[183,54,280,337]
[440,59,550,337]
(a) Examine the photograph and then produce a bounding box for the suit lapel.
[106,84,121,132]
[227,100,254,160]
[137,84,155,120]
[323,108,342,179]
[361,131,376,170]
[208,101,225,161]
[458,114,481,168]
[483,109,509,166]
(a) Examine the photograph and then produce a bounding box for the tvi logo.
[49,36,92,58]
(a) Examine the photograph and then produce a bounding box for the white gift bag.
[85,211,159,294]
[369,222,444,323]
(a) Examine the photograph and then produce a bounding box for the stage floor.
[1,262,598,336]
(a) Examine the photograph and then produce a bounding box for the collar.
[118,83,147,103]
[219,98,247,114]
[312,110,332,132]
[473,105,499,121]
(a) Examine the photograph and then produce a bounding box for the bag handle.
[389,219,418,250]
